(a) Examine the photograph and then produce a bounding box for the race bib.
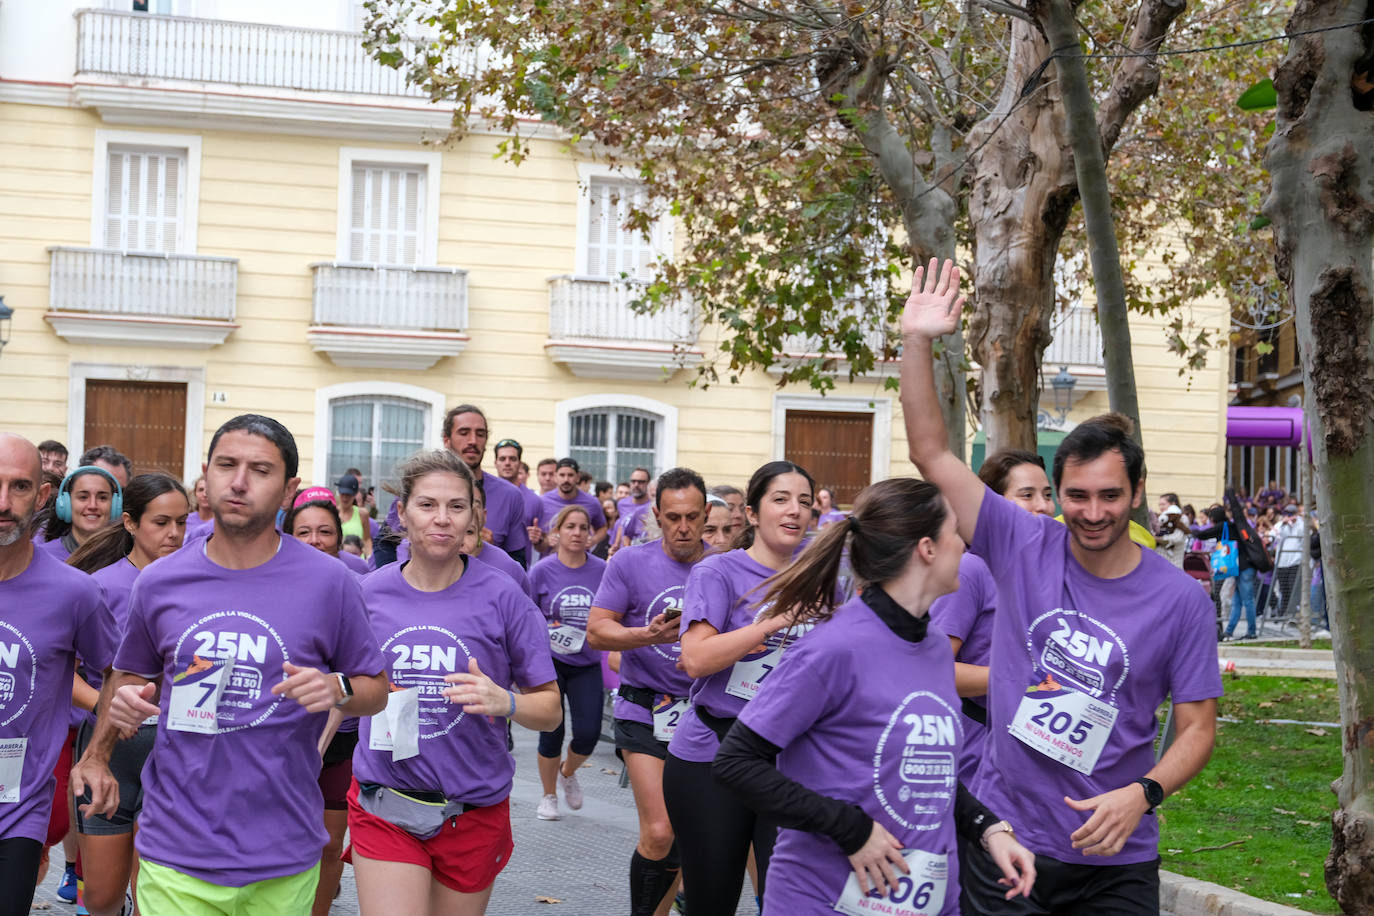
[0,738,26,804]
[1009,688,1118,775]
[724,648,783,701]
[167,657,231,734]
[833,848,948,916]
[549,624,586,656]
[651,695,689,742]
[369,688,420,762]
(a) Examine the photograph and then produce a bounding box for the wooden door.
[783,410,872,506]
[84,380,186,478]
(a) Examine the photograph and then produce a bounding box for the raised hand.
[900,257,965,341]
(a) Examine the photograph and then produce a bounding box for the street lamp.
[0,297,12,362]
[1050,365,1077,425]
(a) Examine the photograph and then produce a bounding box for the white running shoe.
[560,771,584,810]
[536,793,561,820]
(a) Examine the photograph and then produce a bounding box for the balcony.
[767,299,894,380]
[1042,304,1107,391]
[308,263,470,370]
[45,247,238,347]
[72,10,459,139]
[545,275,702,380]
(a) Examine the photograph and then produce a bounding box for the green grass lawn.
[1160,675,1342,913]
[1257,639,1334,652]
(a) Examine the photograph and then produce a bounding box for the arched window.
[555,394,678,484]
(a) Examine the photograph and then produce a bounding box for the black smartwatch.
[332,672,354,708]
[1135,777,1164,812]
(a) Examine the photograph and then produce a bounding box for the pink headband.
[293,486,337,509]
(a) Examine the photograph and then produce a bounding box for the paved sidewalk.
[33,721,757,915]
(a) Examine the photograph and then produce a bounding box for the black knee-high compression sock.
[630,850,680,916]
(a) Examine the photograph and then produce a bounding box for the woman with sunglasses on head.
[661,460,816,914]
[67,473,191,916]
[714,477,1036,915]
[529,505,607,821]
[346,450,559,915]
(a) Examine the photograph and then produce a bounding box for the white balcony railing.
[48,246,237,320]
[311,263,468,331]
[75,9,429,98]
[547,275,696,344]
[1044,305,1105,368]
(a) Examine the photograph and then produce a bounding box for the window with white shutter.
[349,164,425,266]
[586,177,655,280]
[104,146,185,253]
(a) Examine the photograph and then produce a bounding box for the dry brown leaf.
[1297,820,1319,826]
[601,767,619,775]
[1273,807,1297,815]
[1306,727,1327,737]
[535,895,563,904]
[1300,872,1311,877]
[1258,701,1276,709]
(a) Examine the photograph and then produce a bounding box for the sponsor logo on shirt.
[646,586,685,662]
[381,624,473,739]
[0,622,37,726]
[1024,610,1129,705]
[552,586,595,629]
[172,611,289,732]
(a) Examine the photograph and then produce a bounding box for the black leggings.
[663,752,778,915]
[0,837,41,916]
[537,659,604,758]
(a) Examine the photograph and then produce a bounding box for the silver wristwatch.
[332,672,353,708]
[980,819,1016,850]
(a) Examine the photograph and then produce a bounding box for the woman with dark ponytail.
[68,472,190,916]
[661,460,815,914]
[714,477,1036,914]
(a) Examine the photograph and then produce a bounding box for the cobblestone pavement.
[34,714,757,915]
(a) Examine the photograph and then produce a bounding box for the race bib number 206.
[833,849,947,916]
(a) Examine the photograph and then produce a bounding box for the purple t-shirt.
[115,535,384,886]
[338,550,370,575]
[36,535,72,560]
[521,487,543,527]
[616,501,653,545]
[927,552,997,784]
[471,543,533,598]
[475,471,530,556]
[670,549,804,764]
[352,559,556,805]
[592,540,696,725]
[185,513,215,542]
[817,509,848,528]
[540,489,608,533]
[80,557,144,712]
[970,489,1223,865]
[742,597,962,915]
[0,549,114,843]
[529,554,608,668]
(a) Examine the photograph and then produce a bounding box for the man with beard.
[587,468,708,916]
[0,434,114,916]
[535,459,608,551]
[900,260,1220,914]
[442,406,530,567]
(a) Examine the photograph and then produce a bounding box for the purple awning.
[1227,406,1304,447]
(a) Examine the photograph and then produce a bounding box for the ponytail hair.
[729,460,816,551]
[759,477,946,625]
[68,472,189,574]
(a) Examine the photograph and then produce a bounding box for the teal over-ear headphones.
[55,466,124,523]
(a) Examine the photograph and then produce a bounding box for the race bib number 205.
[1009,688,1118,775]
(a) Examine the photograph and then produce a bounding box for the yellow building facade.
[0,2,1230,509]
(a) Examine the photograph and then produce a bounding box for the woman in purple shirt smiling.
[714,477,1036,915]
[67,473,190,916]
[529,505,607,821]
[662,460,816,915]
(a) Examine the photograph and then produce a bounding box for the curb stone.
[1162,869,1316,915]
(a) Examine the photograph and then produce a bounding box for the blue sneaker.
[57,862,78,903]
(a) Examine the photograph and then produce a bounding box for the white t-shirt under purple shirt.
[741,595,962,915]
[592,540,696,726]
[970,488,1222,865]
[0,549,115,844]
[352,559,556,805]
[114,535,384,887]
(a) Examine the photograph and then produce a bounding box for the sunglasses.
[494,439,522,454]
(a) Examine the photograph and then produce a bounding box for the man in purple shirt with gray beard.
[900,260,1220,915]
[587,468,709,916]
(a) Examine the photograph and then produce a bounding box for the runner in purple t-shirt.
[0,435,116,913]
[35,465,123,561]
[662,460,816,915]
[347,449,559,913]
[900,260,1221,914]
[442,405,531,566]
[929,449,1056,786]
[586,468,710,916]
[715,476,1035,915]
[532,459,609,555]
[74,415,389,915]
[529,505,608,821]
[612,467,654,550]
[65,472,190,916]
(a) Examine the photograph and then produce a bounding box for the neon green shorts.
[137,859,320,916]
